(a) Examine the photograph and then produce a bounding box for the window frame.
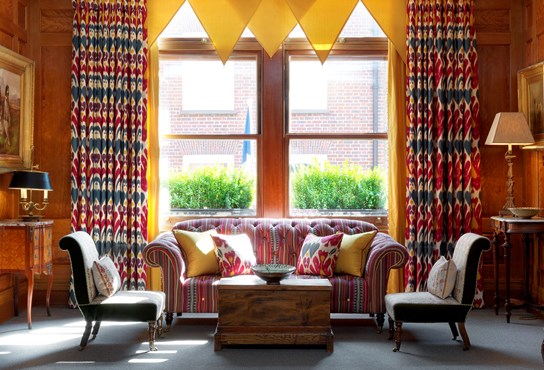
[283,39,389,223]
[156,37,389,231]
[158,39,263,230]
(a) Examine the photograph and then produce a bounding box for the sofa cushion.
[334,230,377,277]
[92,256,121,297]
[212,233,256,277]
[173,229,219,277]
[427,256,457,299]
[296,233,343,277]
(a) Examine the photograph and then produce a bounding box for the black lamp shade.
[9,171,53,191]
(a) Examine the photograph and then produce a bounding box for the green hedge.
[167,166,255,209]
[291,160,386,210]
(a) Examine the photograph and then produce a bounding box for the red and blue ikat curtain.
[406,0,483,304]
[70,0,148,291]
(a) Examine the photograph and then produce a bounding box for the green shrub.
[167,166,255,209]
[291,160,386,210]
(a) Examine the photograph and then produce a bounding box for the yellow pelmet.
[146,0,407,64]
[147,0,186,47]
[248,0,298,58]
[361,0,407,62]
[285,0,359,64]
[188,0,262,64]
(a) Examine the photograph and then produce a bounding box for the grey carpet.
[0,306,542,369]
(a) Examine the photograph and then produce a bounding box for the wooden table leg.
[523,234,532,305]
[13,273,19,317]
[25,270,34,330]
[503,233,512,323]
[46,272,53,316]
[493,231,500,315]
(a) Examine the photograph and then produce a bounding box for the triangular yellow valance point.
[147,0,186,47]
[249,0,297,58]
[285,0,358,64]
[361,0,406,63]
[189,0,262,64]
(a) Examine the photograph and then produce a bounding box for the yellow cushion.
[334,230,377,277]
[173,229,219,277]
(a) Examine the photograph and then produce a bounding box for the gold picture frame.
[0,45,34,173]
[518,61,544,140]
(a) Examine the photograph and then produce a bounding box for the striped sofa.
[143,218,408,332]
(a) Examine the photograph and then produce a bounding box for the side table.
[490,216,544,323]
[0,219,53,329]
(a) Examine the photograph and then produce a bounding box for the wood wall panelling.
[522,0,544,308]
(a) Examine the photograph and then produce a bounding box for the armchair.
[59,231,165,351]
[385,232,491,352]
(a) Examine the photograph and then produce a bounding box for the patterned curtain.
[70,0,148,291]
[406,0,483,304]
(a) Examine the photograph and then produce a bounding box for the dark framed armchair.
[385,232,491,352]
[59,231,165,351]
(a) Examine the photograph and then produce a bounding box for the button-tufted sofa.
[143,218,408,332]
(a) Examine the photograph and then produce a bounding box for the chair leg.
[148,320,158,351]
[91,321,101,341]
[448,322,459,340]
[157,313,164,338]
[79,321,93,351]
[387,315,394,340]
[375,313,385,333]
[457,322,471,350]
[393,321,403,352]
[165,312,174,332]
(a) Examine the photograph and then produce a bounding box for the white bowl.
[508,207,541,219]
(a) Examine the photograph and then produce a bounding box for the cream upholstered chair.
[385,232,491,352]
[59,231,165,351]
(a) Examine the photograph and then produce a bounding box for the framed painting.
[518,62,544,140]
[0,45,34,173]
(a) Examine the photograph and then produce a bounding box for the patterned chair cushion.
[296,233,343,277]
[427,256,457,299]
[92,256,121,297]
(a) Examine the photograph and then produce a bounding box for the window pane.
[289,139,388,216]
[159,139,257,217]
[288,56,388,134]
[159,55,258,135]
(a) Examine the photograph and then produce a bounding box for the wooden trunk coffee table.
[214,275,333,352]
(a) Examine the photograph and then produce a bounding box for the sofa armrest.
[363,232,408,313]
[143,232,186,315]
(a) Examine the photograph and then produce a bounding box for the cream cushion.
[427,256,457,299]
[92,256,121,297]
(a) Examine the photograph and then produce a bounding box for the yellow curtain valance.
[147,0,406,63]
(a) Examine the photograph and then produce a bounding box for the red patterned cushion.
[211,233,256,277]
[296,233,343,277]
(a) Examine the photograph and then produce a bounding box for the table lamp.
[485,112,535,215]
[8,170,53,221]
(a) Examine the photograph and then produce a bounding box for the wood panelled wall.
[0,0,538,324]
[0,0,72,324]
[522,0,544,303]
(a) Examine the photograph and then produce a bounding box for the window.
[287,55,388,217]
[157,2,388,228]
[158,53,259,222]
